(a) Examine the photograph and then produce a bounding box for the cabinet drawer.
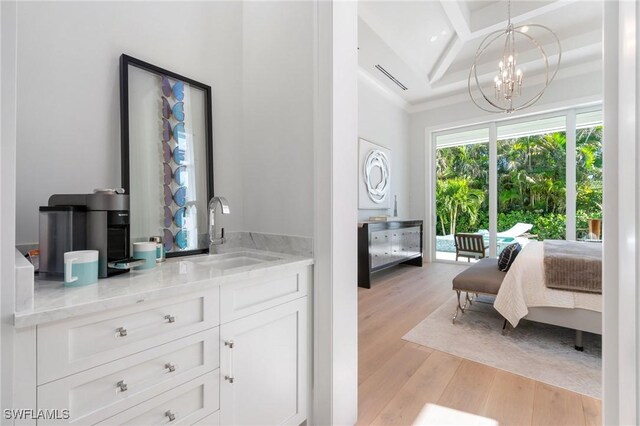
[98,370,219,425]
[38,328,219,425]
[38,290,219,384]
[220,266,310,324]
[193,411,219,426]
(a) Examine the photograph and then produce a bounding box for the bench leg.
[466,292,474,306]
[452,290,466,324]
[452,290,462,323]
[575,330,584,351]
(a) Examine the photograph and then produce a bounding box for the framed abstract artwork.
[358,138,391,209]
[119,54,214,257]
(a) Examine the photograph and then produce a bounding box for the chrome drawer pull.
[116,327,128,337]
[165,410,176,422]
[165,362,176,373]
[164,314,176,323]
[116,380,128,392]
[225,340,235,383]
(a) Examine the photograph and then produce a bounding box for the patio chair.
[454,233,489,262]
[497,222,533,238]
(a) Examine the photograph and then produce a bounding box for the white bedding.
[493,241,602,327]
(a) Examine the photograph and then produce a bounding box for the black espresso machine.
[41,189,132,278]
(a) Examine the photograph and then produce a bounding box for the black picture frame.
[119,54,214,257]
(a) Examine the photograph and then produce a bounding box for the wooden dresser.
[357,220,423,288]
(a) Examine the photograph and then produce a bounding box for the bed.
[493,241,602,348]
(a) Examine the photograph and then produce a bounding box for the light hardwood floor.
[357,262,602,426]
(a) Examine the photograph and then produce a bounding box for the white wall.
[241,1,314,237]
[313,1,359,423]
[15,1,244,245]
[1,0,18,413]
[358,77,411,221]
[15,1,316,245]
[407,70,603,254]
[602,1,639,423]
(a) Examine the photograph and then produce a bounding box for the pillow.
[498,242,522,272]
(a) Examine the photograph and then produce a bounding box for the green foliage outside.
[436,126,603,240]
[435,178,485,236]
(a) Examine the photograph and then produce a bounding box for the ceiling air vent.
[375,64,408,91]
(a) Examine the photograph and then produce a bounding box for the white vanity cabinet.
[219,265,310,426]
[17,262,312,426]
[220,298,307,426]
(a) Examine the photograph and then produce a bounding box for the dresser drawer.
[370,252,388,268]
[38,290,219,384]
[98,370,219,425]
[38,328,219,425]
[220,266,310,324]
[402,226,422,255]
[370,230,390,247]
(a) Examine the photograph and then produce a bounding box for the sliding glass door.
[497,116,567,253]
[434,129,489,262]
[575,111,603,240]
[431,108,602,262]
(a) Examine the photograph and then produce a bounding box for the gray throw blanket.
[543,240,602,294]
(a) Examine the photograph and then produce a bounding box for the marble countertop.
[14,249,313,328]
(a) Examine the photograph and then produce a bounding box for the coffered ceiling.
[358,0,603,108]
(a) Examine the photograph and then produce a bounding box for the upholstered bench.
[452,258,507,323]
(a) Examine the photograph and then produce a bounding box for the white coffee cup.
[64,250,99,287]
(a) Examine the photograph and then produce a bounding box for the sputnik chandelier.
[468,0,561,113]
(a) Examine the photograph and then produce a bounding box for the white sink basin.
[195,251,284,271]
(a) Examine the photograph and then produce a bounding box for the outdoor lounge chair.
[497,222,533,238]
[454,233,489,262]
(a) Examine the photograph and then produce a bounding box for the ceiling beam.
[469,0,579,39]
[429,41,601,96]
[429,34,465,84]
[442,28,602,78]
[431,0,582,85]
[432,1,473,84]
[409,58,603,113]
[439,0,471,40]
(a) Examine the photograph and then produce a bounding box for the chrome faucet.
[208,196,230,253]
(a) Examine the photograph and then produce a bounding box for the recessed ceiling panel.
[359,1,454,77]
[357,0,603,106]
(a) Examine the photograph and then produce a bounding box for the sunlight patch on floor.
[412,403,498,426]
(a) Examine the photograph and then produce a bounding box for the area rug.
[403,296,601,398]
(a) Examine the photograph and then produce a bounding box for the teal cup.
[133,242,157,270]
[64,250,99,287]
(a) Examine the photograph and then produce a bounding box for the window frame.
[429,105,603,263]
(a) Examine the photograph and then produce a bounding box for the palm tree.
[436,178,486,235]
